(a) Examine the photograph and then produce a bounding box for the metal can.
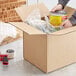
[49,11,67,27]
[6,49,14,59]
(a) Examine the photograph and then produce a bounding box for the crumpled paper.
[25,9,56,34]
[0,22,17,44]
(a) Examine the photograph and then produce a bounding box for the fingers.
[51,4,63,12]
[51,7,57,12]
[61,21,68,28]
[51,6,60,12]
[61,20,73,28]
[61,22,65,27]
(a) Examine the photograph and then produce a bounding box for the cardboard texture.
[9,3,76,73]
[0,0,26,22]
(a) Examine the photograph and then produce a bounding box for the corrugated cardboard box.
[9,3,76,73]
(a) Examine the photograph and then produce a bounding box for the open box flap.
[9,22,45,35]
[64,6,76,18]
[15,3,49,22]
[9,22,76,36]
[50,26,76,35]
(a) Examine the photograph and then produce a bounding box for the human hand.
[61,19,72,28]
[51,4,63,12]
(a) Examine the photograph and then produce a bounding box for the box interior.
[10,3,76,35]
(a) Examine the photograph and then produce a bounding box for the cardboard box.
[9,3,76,73]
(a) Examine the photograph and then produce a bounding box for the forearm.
[58,0,70,8]
[69,11,76,25]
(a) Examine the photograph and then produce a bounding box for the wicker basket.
[0,0,26,22]
[0,0,25,46]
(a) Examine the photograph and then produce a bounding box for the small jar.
[6,49,14,59]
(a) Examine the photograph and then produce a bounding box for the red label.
[62,16,67,21]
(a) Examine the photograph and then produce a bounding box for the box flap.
[64,6,76,18]
[9,22,76,36]
[50,26,76,36]
[15,3,49,22]
[9,22,45,35]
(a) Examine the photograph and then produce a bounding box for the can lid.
[6,49,14,53]
[50,11,67,16]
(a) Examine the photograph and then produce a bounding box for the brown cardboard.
[15,3,49,22]
[9,3,76,73]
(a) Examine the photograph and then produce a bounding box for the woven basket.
[0,0,26,22]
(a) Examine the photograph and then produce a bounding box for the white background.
[27,0,76,10]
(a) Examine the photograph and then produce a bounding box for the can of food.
[6,49,14,59]
[49,11,67,27]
